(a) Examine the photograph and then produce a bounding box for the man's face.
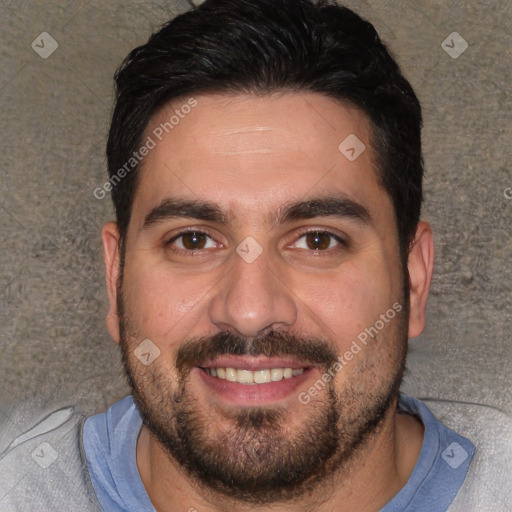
[109,92,410,503]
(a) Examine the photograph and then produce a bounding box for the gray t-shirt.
[2,392,510,511]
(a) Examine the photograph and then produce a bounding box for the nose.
[208,246,297,338]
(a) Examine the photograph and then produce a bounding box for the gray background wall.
[0,0,510,418]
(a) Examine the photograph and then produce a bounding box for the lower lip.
[195,367,314,406]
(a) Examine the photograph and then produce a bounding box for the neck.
[136,399,424,512]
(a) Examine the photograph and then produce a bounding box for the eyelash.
[164,228,347,255]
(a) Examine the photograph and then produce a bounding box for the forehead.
[130,92,390,231]
[143,91,373,164]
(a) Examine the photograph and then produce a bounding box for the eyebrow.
[142,194,371,231]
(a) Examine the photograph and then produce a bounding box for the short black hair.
[106,0,423,261]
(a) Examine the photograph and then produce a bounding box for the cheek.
[296,261,397,345]
[122,258,216,339]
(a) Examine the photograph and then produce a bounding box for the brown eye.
[167,230,217,251]
[292,230,345,251]
[305,232,331,250]
[182,231,207,250]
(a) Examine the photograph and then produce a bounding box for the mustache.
[175,330,339,374]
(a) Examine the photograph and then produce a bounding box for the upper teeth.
[206,367,304,384]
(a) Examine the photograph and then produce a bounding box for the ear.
[407,221,435,339]
[101,222,122,344]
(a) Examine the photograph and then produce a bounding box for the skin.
[101,92,434,511]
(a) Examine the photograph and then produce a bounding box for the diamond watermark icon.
[338,134,366,161]
[441,32,468,59]
[31,32,58,59]
[236,236,263,263]
[441,442,469,469]
[31,442,58,469]
[134,339,161,366]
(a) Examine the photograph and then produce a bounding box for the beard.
[118,287,409,505]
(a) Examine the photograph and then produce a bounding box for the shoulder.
[421,398,512,511]
[0,397,103,512]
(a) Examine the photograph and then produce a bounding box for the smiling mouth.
[200,367,306,385]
